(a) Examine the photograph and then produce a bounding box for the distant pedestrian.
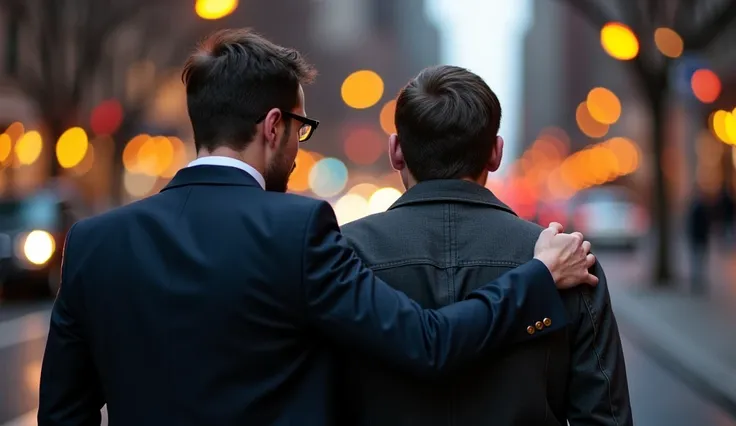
[687,190,712,294]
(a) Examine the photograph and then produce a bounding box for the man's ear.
[262,108,283,148]
[487,136,504,172]
[388,134,406,171]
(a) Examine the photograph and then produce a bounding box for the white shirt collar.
[187,156,266,190]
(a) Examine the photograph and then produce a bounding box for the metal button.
[543,318,552,327]
[526,326,535,335]
[535,321,544,330]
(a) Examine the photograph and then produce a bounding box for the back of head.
[395,65,502,181]
[182,28,316,152]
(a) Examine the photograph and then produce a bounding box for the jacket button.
[543,318,552,327]
[535,321,544,330]
[526,326,535,335]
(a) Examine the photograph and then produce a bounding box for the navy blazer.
[38,165,567,426]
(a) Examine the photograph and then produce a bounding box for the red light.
[90,100,124,135]
[691,69,721,104]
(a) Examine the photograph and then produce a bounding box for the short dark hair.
[182,28,317,152]
[394,65,502,181]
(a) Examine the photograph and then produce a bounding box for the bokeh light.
[654,27,683,58]
[600,22,639,60]
[0,133,11,164]
[586,87,621,125]
[195,0,238,20]
[90,99,124,135]
[4,122,24,142]
[575,102,609,138]
[348,183,379,199]
[56,127,89,169]
[710,110,734,144]
[691,69,721,103]
[309,157,349,197]
[343,127,385,165]
[72,143,95,176]
[15,131,43,165]
[341,70,384,109]
[288,149,317,192]
[379,100,397,135]
[137,136,174,176]
[123,134,151,173]
[334,193,370,225]
[161,137,188,178]
[124,170,158,198]
[368,187,402,213]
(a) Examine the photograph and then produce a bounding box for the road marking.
[0,410,36,426]
[0,311,51,351]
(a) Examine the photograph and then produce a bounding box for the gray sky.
[426,0,533,170]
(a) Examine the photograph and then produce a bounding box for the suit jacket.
[38,166,569,426]
[340,179,632,426]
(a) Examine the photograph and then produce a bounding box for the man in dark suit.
[340,65,633,425]
[38,30,598,426]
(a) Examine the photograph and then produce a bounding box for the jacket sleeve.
[566,261,633,425]
[301,201,568,378]
[38,222,105,426]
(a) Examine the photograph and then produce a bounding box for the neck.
[198,146,265,176]
[404,172,488,191]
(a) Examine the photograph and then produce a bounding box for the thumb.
[547,222,563,234]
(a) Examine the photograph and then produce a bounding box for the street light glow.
[600,22,639,60]
[195,0,238,20]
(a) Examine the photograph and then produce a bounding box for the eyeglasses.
[256,110,319,143]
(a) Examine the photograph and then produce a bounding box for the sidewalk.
[610,276,736,415]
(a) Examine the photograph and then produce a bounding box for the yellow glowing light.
[654,27,683,58]
[586,87,621,125]
[123,134,150,173]
[137,136,174,176]
[711,110,732,144]
[24,230,55,265]
[334,194,370,225]
[341,70,384,109]
[368,187,402,214]
[600,22,639,60]
[724,112,736,145]
[195,0,238,20]
[56,127,89,169]
[0,133,12,163]
[15,131,43,165]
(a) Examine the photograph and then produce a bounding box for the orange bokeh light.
[343,127,385,166]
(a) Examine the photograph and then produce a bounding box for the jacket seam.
[580,290,620,426]
[367,259,523,270]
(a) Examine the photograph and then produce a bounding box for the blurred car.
[569,186,648,250]
[0,189,86,298]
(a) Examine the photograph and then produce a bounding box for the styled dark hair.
[394,65,502,181]
[182,28,317,152]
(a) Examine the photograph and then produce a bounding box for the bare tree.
[2,0,194,175]
[553,0,736,284]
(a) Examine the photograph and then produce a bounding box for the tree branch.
[684,0,736,50]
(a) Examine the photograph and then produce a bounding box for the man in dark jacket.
[340,65,632,426]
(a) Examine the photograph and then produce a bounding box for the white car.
[570,186,648,250]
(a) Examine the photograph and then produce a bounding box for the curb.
[612,292,736,416]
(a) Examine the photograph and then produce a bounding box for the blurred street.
[1,246,735,426]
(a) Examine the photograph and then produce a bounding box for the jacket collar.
[389,179,516,216]
[161,165,261,192]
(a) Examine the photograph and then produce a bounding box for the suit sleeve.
[301,201,567,377]
[38,223,105,426]
[566,261,633,425]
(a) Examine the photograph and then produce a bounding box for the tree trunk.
[650,91,673,284]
